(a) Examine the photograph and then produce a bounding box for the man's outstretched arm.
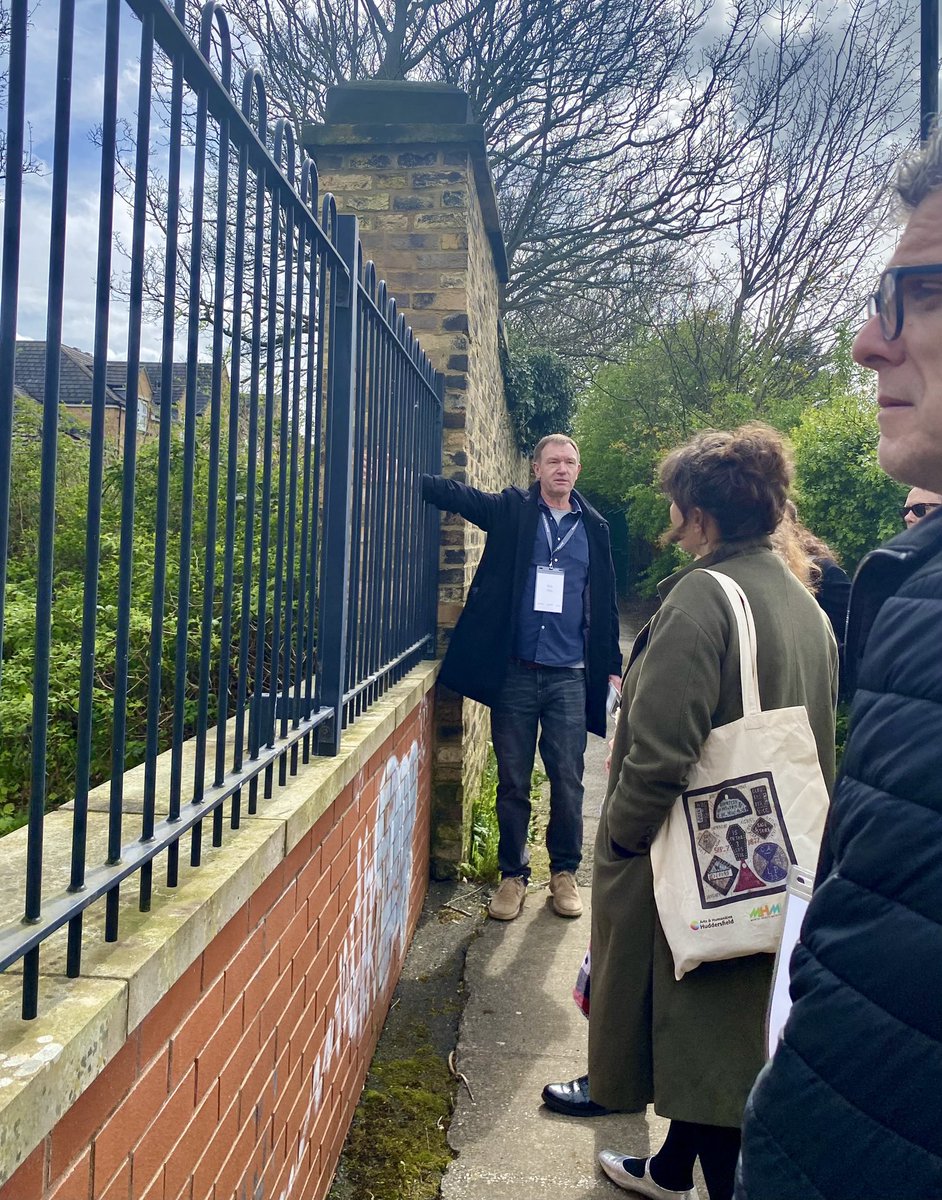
[420,474,505,531]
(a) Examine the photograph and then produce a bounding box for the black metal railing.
[0,0,443,1017]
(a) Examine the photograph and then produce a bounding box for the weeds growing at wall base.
[460,747,546,884]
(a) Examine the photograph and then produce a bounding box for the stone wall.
[443,143,527,867]
[305,83,529,877]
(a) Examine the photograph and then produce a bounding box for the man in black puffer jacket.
[736,131,942,1198]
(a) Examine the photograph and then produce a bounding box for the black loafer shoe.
[541,1074,611,1117]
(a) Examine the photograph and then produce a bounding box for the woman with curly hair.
[590,424,838,1200]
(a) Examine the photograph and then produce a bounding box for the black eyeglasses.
[900,502,941,519]
[866,263,942,340]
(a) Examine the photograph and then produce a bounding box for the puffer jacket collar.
[845,508,942,693]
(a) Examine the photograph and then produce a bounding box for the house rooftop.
[14,342,220,420]
[14,341,126,409]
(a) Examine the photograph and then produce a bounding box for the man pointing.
[422,434,622,921]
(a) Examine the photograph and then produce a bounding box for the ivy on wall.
[498,332,575,454]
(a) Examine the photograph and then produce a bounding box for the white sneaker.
[488,876,526,920]
[598,1152,699,1199]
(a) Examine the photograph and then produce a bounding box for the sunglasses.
[900,502,941,519]
[867,263,942,340]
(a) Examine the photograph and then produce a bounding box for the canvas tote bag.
[650,569,829,980]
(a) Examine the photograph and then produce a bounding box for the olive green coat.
[588,539,838,1127]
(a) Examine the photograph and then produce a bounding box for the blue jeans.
[489,661,587,881]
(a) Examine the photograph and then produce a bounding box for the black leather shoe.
[541,1074,611,1117]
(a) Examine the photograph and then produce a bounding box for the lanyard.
[541,511,579,561]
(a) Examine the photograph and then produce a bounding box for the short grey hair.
[896,121,942,213]
[532,433,580,462]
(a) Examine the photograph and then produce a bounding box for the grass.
[460,747,547,885]
[460,750,500,883]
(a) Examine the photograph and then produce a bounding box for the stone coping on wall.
[301,120,509,285]
[0,660,439,1188]
[324,81,474,126]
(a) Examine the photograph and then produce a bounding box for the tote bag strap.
[698,569,762,718]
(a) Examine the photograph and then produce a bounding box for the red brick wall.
[1,697,433,1200]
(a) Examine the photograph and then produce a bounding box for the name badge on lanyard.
[535,565,565,612]
[534,511,577,613]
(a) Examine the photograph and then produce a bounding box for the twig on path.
[441,902,473,917]
[448,1050,476,1103]
[453,884,486,900]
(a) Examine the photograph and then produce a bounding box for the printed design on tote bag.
[681,772,796,909]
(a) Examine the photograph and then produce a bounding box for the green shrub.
[0,392,284,830]
[792,388,905,573]
[575,326,906,594]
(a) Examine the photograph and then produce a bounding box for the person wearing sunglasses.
[736,130,942,1198]
[901,485,942,527]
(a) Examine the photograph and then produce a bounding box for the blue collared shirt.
[513,496,589,666]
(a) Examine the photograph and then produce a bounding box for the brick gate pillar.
[303,82,528,878]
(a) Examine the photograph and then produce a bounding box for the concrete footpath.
[440,604,694,1199]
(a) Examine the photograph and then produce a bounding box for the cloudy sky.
[0,0,923,365]
[2,0,154,355]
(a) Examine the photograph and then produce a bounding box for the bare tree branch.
[110,0,918,376]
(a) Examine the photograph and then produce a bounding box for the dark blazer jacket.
[736,509,942,1200]
[815,557,851,653]
[815,555,851,696]
[422,475,622,737]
